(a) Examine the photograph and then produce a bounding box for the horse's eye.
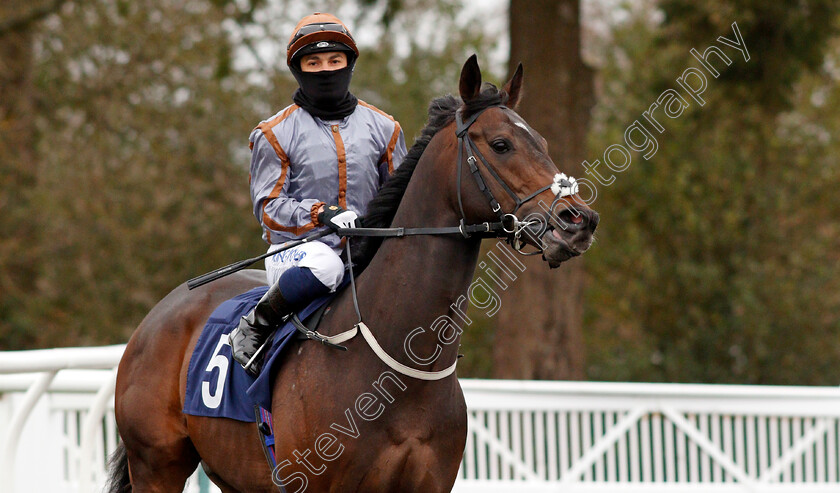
[491,139,511,154]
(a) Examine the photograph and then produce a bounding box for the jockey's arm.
[249,132,325,242]
[378,123,408,186]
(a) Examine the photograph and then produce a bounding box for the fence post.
[79,368,118,493]
[0,371,57,493]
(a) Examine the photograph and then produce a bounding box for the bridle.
[454,105,579,254]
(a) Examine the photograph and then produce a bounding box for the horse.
[107,55,599,493]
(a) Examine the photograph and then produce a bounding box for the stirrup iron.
[242,335,272,374]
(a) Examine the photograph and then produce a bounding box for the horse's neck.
[354,148,481,371]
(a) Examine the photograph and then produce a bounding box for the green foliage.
[659,0,838,110]
[8,0,268,347]
[584,1,840,384]
[353,31,493,141]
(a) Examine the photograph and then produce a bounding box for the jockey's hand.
[318,205,359,232]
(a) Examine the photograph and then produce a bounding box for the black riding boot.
[229,283,292,376]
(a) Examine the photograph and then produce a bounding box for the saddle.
[183,279,348,423]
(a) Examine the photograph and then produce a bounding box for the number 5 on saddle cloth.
[183,280,347,423]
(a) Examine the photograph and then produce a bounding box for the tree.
[0,0,270,348]
[490,0,594,379]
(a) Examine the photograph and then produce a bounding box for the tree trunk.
[492,0,594,379]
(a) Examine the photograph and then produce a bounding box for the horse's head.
[452,55,599,267]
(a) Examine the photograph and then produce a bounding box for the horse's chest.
[272,375,466,492]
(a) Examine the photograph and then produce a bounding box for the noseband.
[454,105,579,253]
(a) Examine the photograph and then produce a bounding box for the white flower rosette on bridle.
[551,173,578,198]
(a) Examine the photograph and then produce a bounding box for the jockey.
[229,12,407,376]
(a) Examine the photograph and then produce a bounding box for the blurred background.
[1,0,838,386]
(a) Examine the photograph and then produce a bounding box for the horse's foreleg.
[117,370,201,492]
[123,436,200,492]
[201,462,246,493]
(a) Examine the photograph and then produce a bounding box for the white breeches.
[264,241,345,291]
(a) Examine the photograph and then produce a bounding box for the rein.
[187,104,578,290]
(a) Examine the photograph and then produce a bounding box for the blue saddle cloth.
[183,286,336,422]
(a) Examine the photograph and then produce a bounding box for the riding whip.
[186,228,334,289]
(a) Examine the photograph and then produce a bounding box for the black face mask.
[291,64,358,120]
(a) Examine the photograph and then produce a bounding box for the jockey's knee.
[298,242,345,291]
[276,266,331,306]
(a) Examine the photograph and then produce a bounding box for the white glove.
[318,205,359,231]
[330,210,358,229]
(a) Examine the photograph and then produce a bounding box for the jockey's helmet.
[287,13,359,69]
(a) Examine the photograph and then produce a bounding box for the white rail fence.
[459,380,840,493]
[2,346,840,493]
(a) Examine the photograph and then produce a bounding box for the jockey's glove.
[318,205,359,232]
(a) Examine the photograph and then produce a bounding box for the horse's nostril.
[588,211,600,232]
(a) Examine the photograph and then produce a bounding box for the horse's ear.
[504,62,524,109]
[459,54,482,103]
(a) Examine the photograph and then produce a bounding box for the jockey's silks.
[249,103,407,248]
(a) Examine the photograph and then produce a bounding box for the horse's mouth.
[540,208,597,268]
[540,227,581,267]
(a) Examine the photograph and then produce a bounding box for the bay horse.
[107,56,598,492]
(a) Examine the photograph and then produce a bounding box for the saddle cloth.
[183,286,336,422]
